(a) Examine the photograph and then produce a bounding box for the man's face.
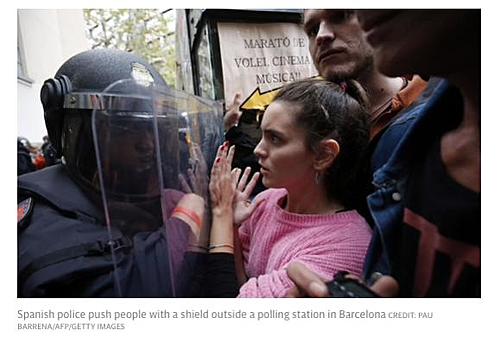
[356,10,479,78]
[303,9,374,81]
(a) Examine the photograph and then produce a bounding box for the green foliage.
[84,9,176,86]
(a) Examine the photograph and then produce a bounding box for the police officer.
[17,138,36,175]
[18,49,210,297]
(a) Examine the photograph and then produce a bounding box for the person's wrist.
[212,205,232,217]
[188,243,208,253]
[172,206,202,234]
[208,243,234,254]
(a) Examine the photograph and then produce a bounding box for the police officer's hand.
[223,92,243,131]
[172,193,205,240]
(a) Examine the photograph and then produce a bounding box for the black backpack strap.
[19,237,131,287]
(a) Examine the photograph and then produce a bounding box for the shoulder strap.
[19,236,131,287]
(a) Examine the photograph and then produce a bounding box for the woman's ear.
[313,139,340,171]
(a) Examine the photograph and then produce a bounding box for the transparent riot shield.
[91,79,221,297]
[169,92,225,290]
[176,92,224,194]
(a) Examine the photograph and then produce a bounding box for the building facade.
[17,9,89,144]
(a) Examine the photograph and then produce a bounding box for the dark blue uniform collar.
[18,164,103,223]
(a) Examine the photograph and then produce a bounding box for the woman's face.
[254,101,315,190]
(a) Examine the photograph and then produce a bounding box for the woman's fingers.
[237,167,252,191]
[214,143,226,164]
[213,142,230,167]
[247,196,264,213]
[209,161,222,200]
[231,168,241,189]
[226,145,235,167]
[213,143,235,179]
[211,156,223,187]
[242,172,260,198]
[210,143,239,202]
[210,153,219,176]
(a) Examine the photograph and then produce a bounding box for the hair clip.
[320,104,330,120]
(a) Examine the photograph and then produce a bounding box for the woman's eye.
[270,135,280,144]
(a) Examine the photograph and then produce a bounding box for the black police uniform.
[18,164,194,297]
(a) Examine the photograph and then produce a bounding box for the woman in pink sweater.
[208,79,372,298]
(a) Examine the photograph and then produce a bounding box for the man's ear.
[313,139,340,171]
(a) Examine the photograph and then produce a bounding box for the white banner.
[217,22,318,110]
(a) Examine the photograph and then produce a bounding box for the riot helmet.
[40,48,171,198]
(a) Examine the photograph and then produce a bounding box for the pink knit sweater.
[237,188,372,298]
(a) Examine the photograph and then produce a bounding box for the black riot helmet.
[40,48,171,197]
